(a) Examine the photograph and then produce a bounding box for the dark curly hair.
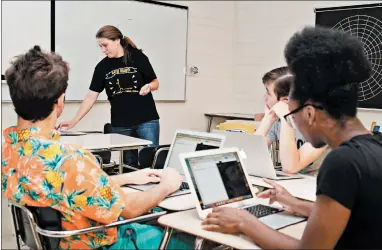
[284,26,372,120]
[5,45,69,122]
[274,74,293,100]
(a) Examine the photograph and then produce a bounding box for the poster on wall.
[315,4,382,110]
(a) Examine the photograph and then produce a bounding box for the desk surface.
[122,187,195,211]
[158,208,306,249]
[249,176,317,202]
[60,133,152,150]
[204,112,254,120]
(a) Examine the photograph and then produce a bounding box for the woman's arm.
[279,119,327,173]
[149,78,159,91]
[140,79,159,96]
[58,90,99,129]
[203,195,350,249]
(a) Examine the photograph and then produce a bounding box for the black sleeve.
[133,50,157,83]
[316,147,361,210]
[89,65,105,93]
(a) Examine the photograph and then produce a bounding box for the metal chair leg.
[10,205,21,250]
[195,237,205,250]
[206,117,213,132]
[159,227,173,250]
[119,150,124,174]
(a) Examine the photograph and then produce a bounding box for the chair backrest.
[11,204,62,250]
[93,123,113,164]
[151,147,170,169]
[104,123,113,134]
[138,144,170,169]
[270,140,281,166]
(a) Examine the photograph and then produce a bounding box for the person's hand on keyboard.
[158,168,182,195]
[257,179,300,215]
[202,207,251,234]
[127,168,162,185]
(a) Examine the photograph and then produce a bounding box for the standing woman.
[59,25,160,167]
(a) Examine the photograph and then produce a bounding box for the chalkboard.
[315,3,382,110]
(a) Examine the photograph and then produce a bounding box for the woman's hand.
[57,119,77,130]
[257,179,302,215]
[202,207,251,233]
[139,84,152,96]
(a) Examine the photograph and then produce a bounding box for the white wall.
[233,1,382,127]
[1,1,236,144]
[3,1,382,140]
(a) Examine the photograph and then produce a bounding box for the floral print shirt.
[2,126,126,249]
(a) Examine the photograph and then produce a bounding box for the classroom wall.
[1,1,236,143]
[232,1,382,128]
[3,1,382,140]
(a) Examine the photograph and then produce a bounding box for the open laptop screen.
[166,133,222,175]
[184,152,253,210]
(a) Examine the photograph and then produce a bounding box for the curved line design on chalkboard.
[333,15,382,102]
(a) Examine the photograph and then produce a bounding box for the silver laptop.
[213,130,302,180]
[128,130,226,197]
[179,147,306,229]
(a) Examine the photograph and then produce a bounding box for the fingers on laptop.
[263,178,278,188]
[149,176,161,183]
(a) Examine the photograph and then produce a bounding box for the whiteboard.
[55,1,188,101]
[1,1,51,101]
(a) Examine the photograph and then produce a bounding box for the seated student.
[255,68,328,174]
[1,46,193,249]
[202,26,382,249]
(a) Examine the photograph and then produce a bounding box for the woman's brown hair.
[96,25,141,65]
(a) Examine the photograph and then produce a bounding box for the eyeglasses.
[283,103,324,128]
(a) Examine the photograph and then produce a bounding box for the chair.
[138,144,170,169]
[151,147,170,169]
[9,201,166,250]
[270,140,281,167]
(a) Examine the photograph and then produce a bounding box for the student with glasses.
[202,26,382,249]
[256,71,328,175]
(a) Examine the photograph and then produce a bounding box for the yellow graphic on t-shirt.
[105,67,138,79]
[113,79,139,95]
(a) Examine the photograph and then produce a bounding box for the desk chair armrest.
[151,147,170,169]
[94,155,103,168]
[37,211,167,238]
[10,201,166,239]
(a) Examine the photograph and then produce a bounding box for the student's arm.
[202,195,350,249]
[279,119,327,173]
[255,111,277,147]
[120,168,181,218]
[110,168,162,186]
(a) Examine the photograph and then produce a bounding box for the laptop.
[213,130,302,180]
[179,147,306,229]
[128,130,226,197]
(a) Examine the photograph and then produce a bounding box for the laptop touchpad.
[258,212,306,230]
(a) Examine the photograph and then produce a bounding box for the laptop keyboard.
[179,182,189,190]
[244,204,281,218]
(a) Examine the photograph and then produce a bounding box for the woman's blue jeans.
[112,119,160,167]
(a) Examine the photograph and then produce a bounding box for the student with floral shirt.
[2,46,191,249]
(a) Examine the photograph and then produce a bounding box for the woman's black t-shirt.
[89,48,159,127]
[316,132,382,248]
